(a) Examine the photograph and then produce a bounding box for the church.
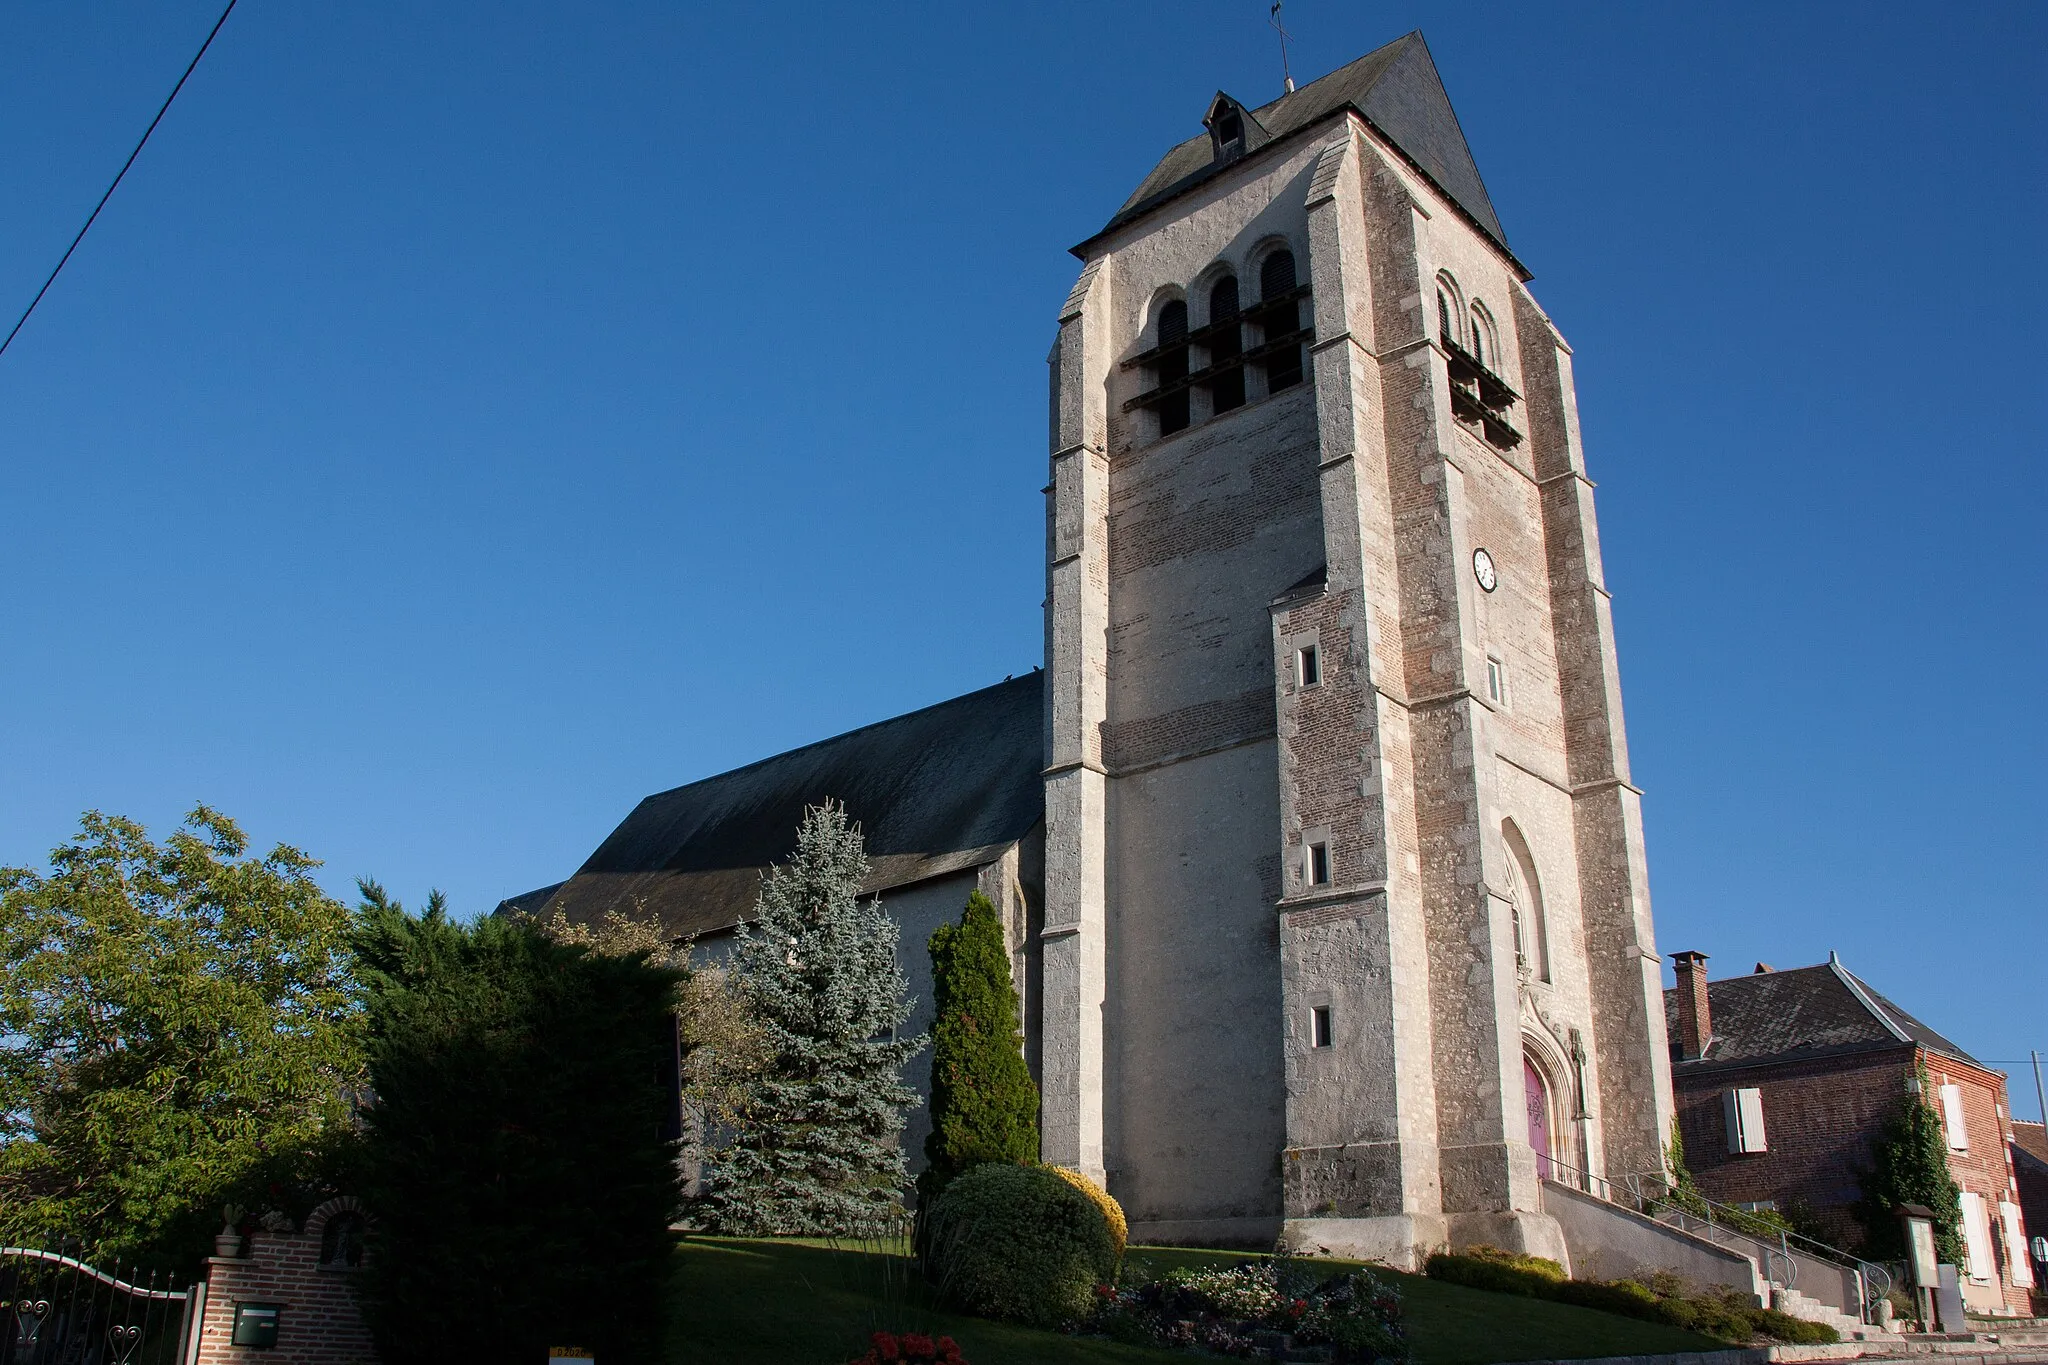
[507,31,1675,1270]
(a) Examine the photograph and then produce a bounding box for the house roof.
[1662,956,1981,1072]
[1088,32,1512,265]
[2015,1120,2048,1165]
[499,673,1045,941]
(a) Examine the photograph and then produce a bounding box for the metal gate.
[1,1247,194,1365]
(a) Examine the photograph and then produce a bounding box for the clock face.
[1473,548,1498,593]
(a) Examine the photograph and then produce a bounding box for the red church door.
[1524,1058,1553,1181]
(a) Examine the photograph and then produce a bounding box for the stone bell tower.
[1037,32,1674,1264]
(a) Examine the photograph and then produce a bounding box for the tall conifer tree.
[702,803,923,1236]
[919,890,1038,1207]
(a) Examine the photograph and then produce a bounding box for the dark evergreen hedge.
[350,891,684,1365]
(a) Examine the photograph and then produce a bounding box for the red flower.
[871,1331,899,1359]
[902,1333,935,1358]
[935,1338,964,1364]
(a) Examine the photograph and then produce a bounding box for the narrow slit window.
[1438,288,1454,343]
[1306,840,1331,886]
[1310,1005,1333,1049]
[1486,657,1507,706]
[1206,275,1245,413]
[1297,643,1321,688]
[1257,251,1304,392]
[1155,299,1190,436]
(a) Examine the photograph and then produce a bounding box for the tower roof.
[1660,956,1981,1072]
[1086,32,1512,262]
[507,673,1045,941]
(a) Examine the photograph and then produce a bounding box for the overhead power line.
[0,0,242,362]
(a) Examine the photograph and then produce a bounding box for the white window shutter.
[1738,1088,1767,1152]
[1941,1083,1969,1151]
[2001,1201,2035,1288]
[1723,1088,1766,1154]
[1961,1192,1994,1282]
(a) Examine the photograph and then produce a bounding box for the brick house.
[1665,951,2035,1315]
[2014,1119,2048,1309]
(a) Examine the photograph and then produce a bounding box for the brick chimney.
[1672,950,1712,1061]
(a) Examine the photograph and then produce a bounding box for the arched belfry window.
[1205,275,1245,414]
[1441,278,1524,451]
[1154,298,1191,436]
[1255,250,1305,392]
[1502,821,1550,982]
[1470,302,1498,371]
[1435,272,1463,348]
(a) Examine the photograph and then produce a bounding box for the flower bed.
[846,1330,968,1364]
[1087,1258,1411,1363]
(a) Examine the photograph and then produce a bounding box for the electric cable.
[0,0,242,361]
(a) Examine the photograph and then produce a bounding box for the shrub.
[1421,1247,1566,1298]
[1424,1252,1838,1346]
[923,1163,1118,1327]
[1049,1165,1127,1261]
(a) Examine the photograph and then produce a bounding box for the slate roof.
[503,673,1045,941]
[1662,956,1981,1071]
[1088,32,1514,267]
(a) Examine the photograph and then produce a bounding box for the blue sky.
[2,3,2042,1093]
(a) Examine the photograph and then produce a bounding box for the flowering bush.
[1089,1258,1410,1362]
[846,1330,968,1365]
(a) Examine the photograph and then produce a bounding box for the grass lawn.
[668,1239,1724,1365]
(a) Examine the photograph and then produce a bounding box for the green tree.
[700,803,924,1237]
[0,807,360,1269]
[918,890,1037,1209]
[351,885,683,1365]
[1857,1067,1965,1265]
[525,903,769,1133]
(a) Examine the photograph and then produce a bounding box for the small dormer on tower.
[1203,93,1267,163]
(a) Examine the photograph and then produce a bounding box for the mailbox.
[231,1303,282,1348]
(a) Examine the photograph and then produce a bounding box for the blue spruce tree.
[702,802,924,1236]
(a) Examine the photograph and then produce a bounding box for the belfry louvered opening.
[1205,276,1245,413]
[1253,250,1308,392]
[1122,248,1313,435]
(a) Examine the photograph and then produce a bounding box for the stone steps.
[1771,1284,1873,1340]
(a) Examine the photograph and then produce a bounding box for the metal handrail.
[1535,1160,1892,1322]
[1622,1173,1894,1316]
